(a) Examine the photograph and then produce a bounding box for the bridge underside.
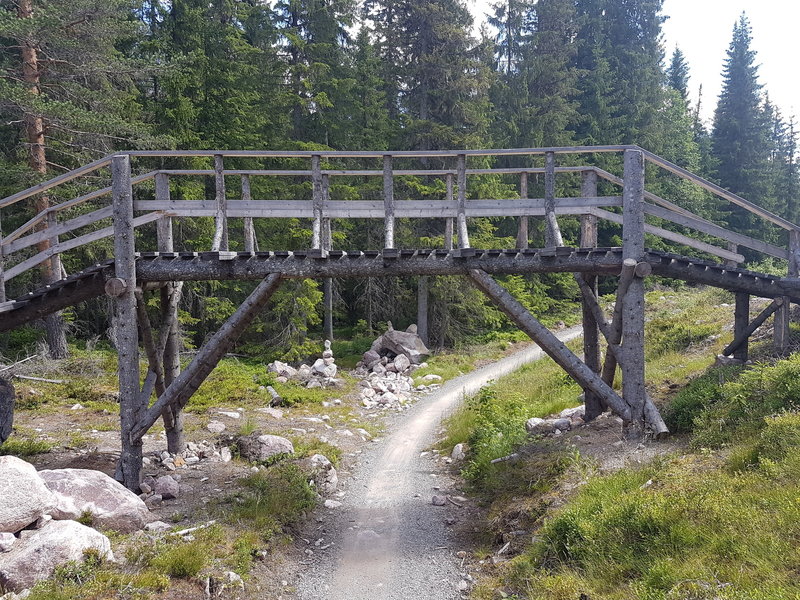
[2,247,798,333]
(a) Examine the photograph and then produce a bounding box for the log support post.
[725,298,783,357]
[212,154,228,251]
[456,154,470,249]
[775,231,799,353]
[383,155,395,249]
[734,292,751,362]
[580,169,602,421]
[444,173,454,251]
[0,211,5,303]
[155,172,184,453]
[242,175,256,253]
[621,148,647,438]
[111,155,142,489]
[544,152,563,247]
[516,172,529,249]
[322,174,333,341]
[468,269,630,421]
[417,275,429,346]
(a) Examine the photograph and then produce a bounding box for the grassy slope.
[441,287,800,600]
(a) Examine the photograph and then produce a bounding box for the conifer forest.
[0,0,796,359]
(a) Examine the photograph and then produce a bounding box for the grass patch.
[225,464,317,540]
[0,435,54,456]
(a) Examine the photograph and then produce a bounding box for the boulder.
[0,520,112,592]
[39,468,149,533]
[0,456,56,534]
[421,374,442,382]
[393,354,411,373]
[552,418,572,431]
[559,405,586,421]
[364,327,430,365]
[154,475,179,500]
[0,532,15,553]
[303,454,338,495]
[267,360,298,379]
[237,433,294,462]
[0,378,14,445]
[451,443,466,462]
[297,364,313,381]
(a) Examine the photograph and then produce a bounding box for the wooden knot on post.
[105,277,128,298]
[634,261,652,278]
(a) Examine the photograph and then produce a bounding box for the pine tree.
[666,47,690,102]
[711,13,773,234]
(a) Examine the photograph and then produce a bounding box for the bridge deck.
[1,247,797,333]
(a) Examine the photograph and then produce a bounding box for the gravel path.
[295,326,583,600]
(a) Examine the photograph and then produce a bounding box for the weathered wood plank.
[456,154,470,248]
[4,206,114,255]
[383,155,395,249]
[516,172,529,249]
[0,156,112,208]
[544,151,563,247]
[591,207,744,263]
[468,269,631,421]
[4,213,163,281]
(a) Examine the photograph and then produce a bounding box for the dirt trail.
[295,326,583,600]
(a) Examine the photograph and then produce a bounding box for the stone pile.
[0,456,144,593]
[267,340,344,389]
[525,405,586,436]
[143,439,232,472]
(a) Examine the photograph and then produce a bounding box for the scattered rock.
[552,418,571,431]
[154,475,179,500]
[323,499,342,509]
[525,417,549,434]
[0,379,14,444]
[431,495,447,506]
[237,432,294,462]
[393,353,411,373]
[0,520,112,592]
[0,456,56,534]
[256,407,283,419]
[39,468,149,533]
[451,443,466,462]
[304,454,338,495]
[220,447,232,463]
[145,494,163,509]
[206,420,226,434]
[421,374,442,382]
[559,405,585,420]
[267,360,298,379]
[217,410,240,419]
[144,521,171,533]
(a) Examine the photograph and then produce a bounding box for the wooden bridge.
[1,146,798,489]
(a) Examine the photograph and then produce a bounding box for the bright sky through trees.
[469,0,798,123]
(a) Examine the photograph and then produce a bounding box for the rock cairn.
[353,323,439,410]
[267,340,343,389]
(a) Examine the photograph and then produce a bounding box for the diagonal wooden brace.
[468,269,631,422]
[130,273,283,442]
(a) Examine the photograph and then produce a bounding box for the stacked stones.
[267,340,343,389]
[525,405,586,436]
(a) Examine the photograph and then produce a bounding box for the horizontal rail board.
[3,206,114,256]
[590,208,745,263]
[5,212,163,281]
[132,197,621,219]
[153,166,593,178]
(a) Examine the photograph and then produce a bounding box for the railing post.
[544,151,563,247]
[456,153,470,249]
[444,173,454,251]
[111,154,142,490]
[322,173,333,341]
[155,173,173,252]
[516,172,529,249]
[212,154,228,251]
[621,148,646,437]
[383,154,395,249]
[242,174,256,253]
[312,155,323,249]
[46,211,62,280]
[734,292,750,362]
[580,169,602,421]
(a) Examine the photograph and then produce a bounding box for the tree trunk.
[18,0,67,358]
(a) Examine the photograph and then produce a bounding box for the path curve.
[296,325,583,600]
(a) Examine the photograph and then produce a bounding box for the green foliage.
[226,464,317,539]
[664,366,742,434]
[126,524,223,579]
[646,318,716,359]
[0,436,54,456]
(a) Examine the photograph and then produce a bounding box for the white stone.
[421,373,442,382]
[217,410,240,419]
[144,520,172,533]
[451,443,466,461]
[238,434,294,462]
[0,520,112,592]
[0,533,15,553]
[323,500,341,509]
[559,405,586,420]
[39,468,149,533]
[305,454,338,495]
[0,456,56,534]
[206,420,226,434]
[393,354,411,373]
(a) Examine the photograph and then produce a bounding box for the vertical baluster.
[311,155,323,249]
[456,154,469,249]
[242,174,255,253]
[212,154,228,251]
[383,155,395,249]
[444,173,454,251]
[516,172,529,249]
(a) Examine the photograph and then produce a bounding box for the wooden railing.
[1,145,798,305]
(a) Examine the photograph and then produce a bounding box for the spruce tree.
[666,47,690,102]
